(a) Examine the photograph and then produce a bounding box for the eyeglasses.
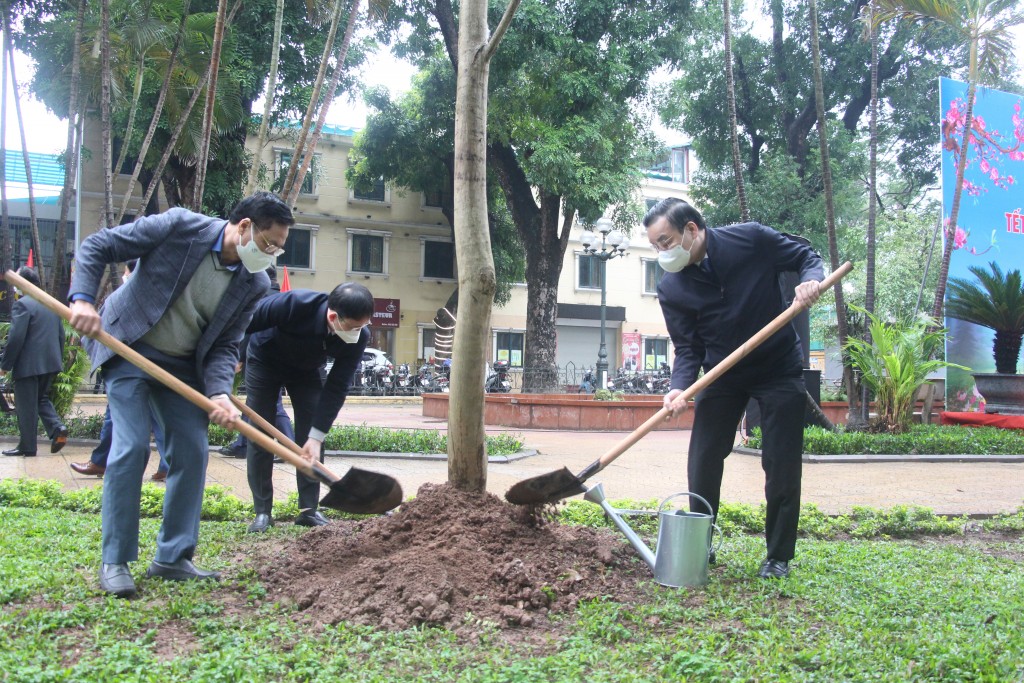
[254,229,285,257]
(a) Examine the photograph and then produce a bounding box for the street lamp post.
[579,217,629,390]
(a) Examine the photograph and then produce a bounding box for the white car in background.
[323,348,391,376]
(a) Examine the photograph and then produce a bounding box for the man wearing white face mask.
[67,191,294,597]
[242,282,373,532]
[643,198,823,580]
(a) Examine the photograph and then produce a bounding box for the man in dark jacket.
[243,283,373,532]
[644,198,823,579]
[1,267,66,456]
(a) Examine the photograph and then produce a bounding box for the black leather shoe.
[217,445,245,458]
[99,563,136,598]
[247,513,274,533]
[146,559,221,582]
[709,550,717,566]
[295,511,329,527]
[757,558,790,579]
[2,448,36,457]
[50,427,69,454]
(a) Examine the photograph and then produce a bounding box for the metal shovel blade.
[319,467,404,514]
[503,466,587,506]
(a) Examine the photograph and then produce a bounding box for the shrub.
[746,423,1024,455]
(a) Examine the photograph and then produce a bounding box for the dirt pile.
[255,483,651,636]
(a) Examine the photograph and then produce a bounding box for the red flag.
[280,265,291,292]
[26,249,34,268]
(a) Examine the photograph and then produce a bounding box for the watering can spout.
[583,483,656,570]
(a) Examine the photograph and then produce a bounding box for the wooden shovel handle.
[592,261,852,472]
[229,394,304,456]
[3,269,337,484]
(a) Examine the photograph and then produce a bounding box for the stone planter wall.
[422,393,693,430]
[422,395,946,431]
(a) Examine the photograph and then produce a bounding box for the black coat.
[1,296,64,379]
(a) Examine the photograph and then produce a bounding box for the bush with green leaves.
[747,423,1024,455]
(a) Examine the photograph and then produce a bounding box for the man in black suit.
[1,267,67,456]
[243,282,373,532]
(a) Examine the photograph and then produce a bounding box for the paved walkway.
[2,397,1023,516]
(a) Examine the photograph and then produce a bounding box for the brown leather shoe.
[151,470,167,482]
[70,461,105,477]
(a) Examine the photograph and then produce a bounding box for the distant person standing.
[243,283,373,533]
[68,191,293,598]
[1,266,67,457]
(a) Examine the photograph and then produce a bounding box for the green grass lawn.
[1,503,1022,682]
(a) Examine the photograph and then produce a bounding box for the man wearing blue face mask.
[643,198,823,580]
[242,282,373,532]
[68,191,294,598]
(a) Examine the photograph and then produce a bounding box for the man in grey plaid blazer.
[68,192,294,598]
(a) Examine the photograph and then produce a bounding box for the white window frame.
[492,328,526,368]
[277,223,319,272]
[575,251,603,291]
[641,257,664,296]
[346,228,391,279]
[348,177,391,206]
[420,236,457,282]
[274,148,321,197]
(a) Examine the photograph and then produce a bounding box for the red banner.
[372,298,400,328]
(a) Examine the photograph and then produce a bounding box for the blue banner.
[941,77,1024,411]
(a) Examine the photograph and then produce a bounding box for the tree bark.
[192,0,228,210]
[447,0,520,492]
[245,0,285,195]
[723,0,748,221]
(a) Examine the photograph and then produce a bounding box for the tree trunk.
[809,0,855,426]
[289,0,361,205]
[447,0,520,492]
[282,0,345,202]
[245,0,285,195]
[865,0,877,316]
[116,0,191,224]
[0,18,10,318]
[723,0,748,221]
[192,0,228,210]
[54,0,87,300]
[3,12,45,286]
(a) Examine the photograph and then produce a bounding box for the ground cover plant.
[0,412,524,456]
[746,423,1024,455]
[1,479,1022,682]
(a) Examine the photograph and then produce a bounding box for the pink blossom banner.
[941,77,1024,411]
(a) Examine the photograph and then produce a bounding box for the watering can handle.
[658,491,715,518]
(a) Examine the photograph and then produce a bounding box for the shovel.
[228,395,402,513]
[505,261,852,506]
[3,269,403,515]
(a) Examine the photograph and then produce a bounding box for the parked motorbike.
[394,363,414,395]
[485,360,512,393]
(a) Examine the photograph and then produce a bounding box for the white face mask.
[236,230,277,273]
[332,318,363,344]
[657,243,693,273]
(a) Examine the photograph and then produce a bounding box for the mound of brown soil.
[255,483,652,637]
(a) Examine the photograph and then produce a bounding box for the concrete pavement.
[2,398,1023,516]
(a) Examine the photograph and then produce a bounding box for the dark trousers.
[688,373,806,562]
[12,373,63,453]
[245,354,324,515]
[228,392,293,450]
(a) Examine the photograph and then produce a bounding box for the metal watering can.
[584,483,722,588]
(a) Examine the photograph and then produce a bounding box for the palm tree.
[723,0,748,221]
[872,0,1024,322]
[244,0,285,195]
[946,262,1024,374]
[191,0,228,209]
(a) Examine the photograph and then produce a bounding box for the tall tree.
[191,0,228,209]
[447,0,521,491]
[723,0,748,221]
[384,0,689,393]
[244,0,285,195]
[871,0,1024,321]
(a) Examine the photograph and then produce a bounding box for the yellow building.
[76,124,693,383]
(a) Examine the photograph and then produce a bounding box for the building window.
[423,188,444,208]
[276,151,319,195]
[644,338,668,371]
[648,146,690,184]
[642,258,665,294]
[347,229,390,276]
[494,331,525,368]
[422,238,455,280]
[578,253,603,290]
[277,224,316,270]
[350,176,387,203]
